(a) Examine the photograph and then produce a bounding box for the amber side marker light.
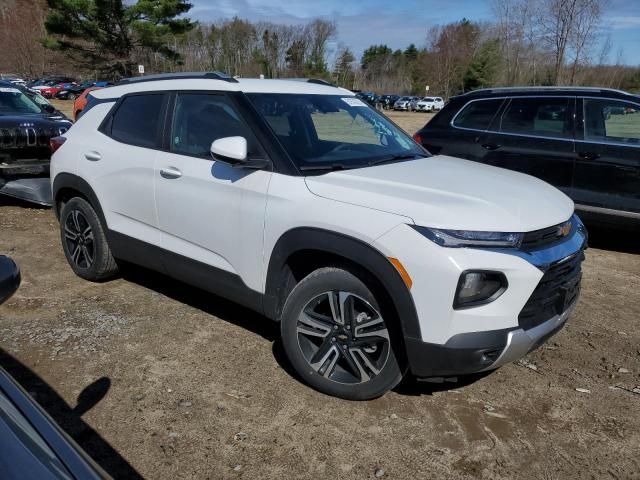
[388,257,412,289]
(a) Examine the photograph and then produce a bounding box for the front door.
[154,92,272,296]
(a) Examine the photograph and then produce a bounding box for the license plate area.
[558,273,581,312]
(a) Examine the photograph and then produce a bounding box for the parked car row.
[26,77,112,100]
[35,81,112,100]
[393,96,445,112]
[353,92,446,112]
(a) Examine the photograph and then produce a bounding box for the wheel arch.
[52,173,107,228]
[264,227,422,342]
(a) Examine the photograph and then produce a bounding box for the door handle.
[481,143,501,151]
[577,151,600,161]
[84,151,101,161]
[160,166,182,179]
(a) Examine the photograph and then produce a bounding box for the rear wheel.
[60,197,118,281]
[281,267,404,400]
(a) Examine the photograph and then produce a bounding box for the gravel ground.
[1,105,639,479]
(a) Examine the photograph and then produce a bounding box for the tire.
[60,197,119,281]
[69,93,78,100]
[280,267,405,400]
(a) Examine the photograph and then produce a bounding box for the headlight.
[411,225,523,248]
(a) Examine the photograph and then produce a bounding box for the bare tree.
[538,0,606,84]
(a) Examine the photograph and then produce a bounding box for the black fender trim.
[51,173,106,226]
[264,227,422,343]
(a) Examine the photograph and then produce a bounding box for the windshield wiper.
[299,163,355,172]
[368,153,423,167]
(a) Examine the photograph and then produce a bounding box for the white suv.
[50,72,587,400]
[415,97,445,112]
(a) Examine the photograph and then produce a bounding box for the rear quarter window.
[107,93,165,148]
[452,99,504,130]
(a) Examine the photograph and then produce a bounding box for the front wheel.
[280,267,404,400]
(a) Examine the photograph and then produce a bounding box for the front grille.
[0,127,63,149]
[518,249,584,331]
[521,219,573,250]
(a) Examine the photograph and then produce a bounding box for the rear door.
[83,92,168,248]
[573,97,640,216]
[478,96,576,193]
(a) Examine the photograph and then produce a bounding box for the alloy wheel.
[64,210,95,269]
[296,291,390,384]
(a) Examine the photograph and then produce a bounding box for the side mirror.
[42,104,55,114]
[210,136,248,164]
[210,136,271,169]
[0,256,20,305]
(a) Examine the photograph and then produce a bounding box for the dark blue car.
[0,256,110,479]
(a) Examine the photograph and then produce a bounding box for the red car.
[40,82,77,99]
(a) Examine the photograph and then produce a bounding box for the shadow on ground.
[0,349,142,479]
[120,263,490,398]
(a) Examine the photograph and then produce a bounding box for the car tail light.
[412,132,422,145]
[50,136,66,154]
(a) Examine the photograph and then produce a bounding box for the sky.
[186,0,640,66]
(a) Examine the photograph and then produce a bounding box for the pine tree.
[44,0,196,78]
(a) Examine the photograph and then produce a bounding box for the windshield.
[247,93,426,170]
[0,87,42,114]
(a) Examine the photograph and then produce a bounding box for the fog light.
[453,271,507,309]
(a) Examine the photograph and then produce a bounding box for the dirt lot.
[1,102,639,479]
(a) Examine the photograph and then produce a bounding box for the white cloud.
[607,16,640,30]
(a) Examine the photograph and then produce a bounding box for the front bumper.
[405,299,576,377]
[376,215,587,378]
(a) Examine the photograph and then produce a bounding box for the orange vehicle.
[73,86,102,121]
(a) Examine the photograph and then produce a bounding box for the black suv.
[414,87,640,229]
[0,81,72,205]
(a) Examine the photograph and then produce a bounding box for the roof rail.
[285,78,336,87]
[465,86,633,96]
[116,71,238,85]
[306,78,336,87]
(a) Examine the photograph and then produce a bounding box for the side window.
[110,94,164,148]
[584,98,640,145]
[170,93,262,158]
[500,97,571,139]
[452,99,503,130]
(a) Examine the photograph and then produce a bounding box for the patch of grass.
[50,99,75,119]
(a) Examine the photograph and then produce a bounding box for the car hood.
[304,155,574,232]
[0,113,71,128]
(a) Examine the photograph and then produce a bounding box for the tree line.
[1,0,639,96]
